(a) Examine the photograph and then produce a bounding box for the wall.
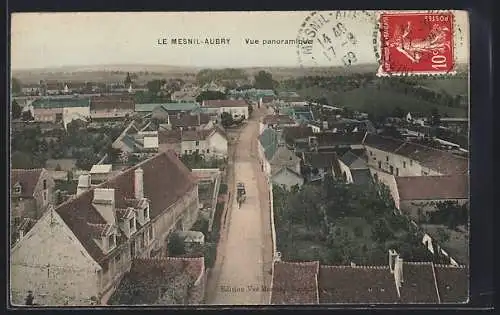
[181,140,208,155]
[220,106,248,119]
[32,170,55,219]
[63,106,91,127]
[11,199,36,220]
[10,210,101,306]
[90,109,133,119]
[400,198,469,223]
[338,159,354,183]
[365,145,442,177]
[152,186,199,251]
[33,108,62,122]
[158,142,182,155]
[271,169,304,189]
[369,168,400,209]
[207,132,228,158]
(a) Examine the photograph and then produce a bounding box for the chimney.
[394,255,404,293]
[388,249,398,273]
[134,167,144,200]
[76,174,91,196]
[92,188,116,226]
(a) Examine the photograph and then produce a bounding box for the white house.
[180,126,228,159]
[271,167,304,190]
[363,133,469,177]
[201,99,249,120]
[10,151,199,306]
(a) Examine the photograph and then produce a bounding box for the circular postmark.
[296,11,378,68]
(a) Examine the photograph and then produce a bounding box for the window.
[403,161,406,168]
[43,179,47,190]
[386,156,389,162]
[378,161,382,169]
[43,191,47,203]
[206,149,210,154]
[369,151,373,156]
[144,208,149,220]
[195,141,199,146]
[184,150,188,154]
[108,235,115,248]
[129,218,135,231]
[396,168,399,176]
[410,160,413,166]
[14,184,21,195]
[390,166,394,174]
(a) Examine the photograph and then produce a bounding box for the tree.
[435,227,451,245]
[11,100,22,119]
[196,90,226,102]
[167,233,185,256]
[220,112,234,128]
[392,106,405,118]
[146,79,166,95]
[430,107,441,127]
[11,77,22,94]
[254,71,275,89]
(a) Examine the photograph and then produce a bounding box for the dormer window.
[14,183,22,195]
[144,207,149,221]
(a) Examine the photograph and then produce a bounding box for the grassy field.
[417,76,469,96]
[298,85,468,118]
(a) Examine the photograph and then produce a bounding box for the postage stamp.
[296,11,378,67]
[378,11,455,76]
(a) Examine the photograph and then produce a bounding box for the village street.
[206,106,273,305]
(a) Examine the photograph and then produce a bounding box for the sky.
[11,11,469,70]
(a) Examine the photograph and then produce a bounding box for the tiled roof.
[90,97,135,111]
[398,262,440,303]
[363,134,469,175]
[87,223,112,238]
[271,166,302,178]
[180,129,214,142]
[203,99,248,108]
[108,257,204,305]
[303,152,338,169]
[262,114,295,125]
[351,169,373,187]
[273,260,468,304]
[395,175,469,200]
[259,128,280,160]
[115,207,135,220]
[55,151,196,267]
[434,265,469,303]
[318,265,399,304]
[270,146,300,169]
[271,261,319,304]
[282,126,314,146]
[11,169,43,198]
[315,132,366,147]
[32,98,90,109]
[340,151,366,168]
[169,113,211,129]
[158,129,182,144]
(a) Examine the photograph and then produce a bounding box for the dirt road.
[206,107,273,305]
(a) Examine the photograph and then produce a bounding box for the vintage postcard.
[9,11,469,307]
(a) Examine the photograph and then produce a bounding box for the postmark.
[377,11,455,76]
[296,11,378,67]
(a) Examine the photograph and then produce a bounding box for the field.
[297,84,468,118]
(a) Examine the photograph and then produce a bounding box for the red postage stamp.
[378,12,455,76]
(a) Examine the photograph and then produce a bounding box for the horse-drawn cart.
[237,182,246,208]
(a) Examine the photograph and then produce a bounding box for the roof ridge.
[277,261,319,266]
[434,264,468,268]
[404,261,434,265]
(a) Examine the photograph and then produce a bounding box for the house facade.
[31,98,91,122]
[201,99,249,120]
[10,151,199,306]
[158,127,228,159]
[271,167,304,190]
[90,95,135,119]
[11,168,55,222]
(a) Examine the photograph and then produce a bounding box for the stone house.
[90,95,135,120]
[393,175,469,221]
[201,99,249,120]
[11,168,55,222]
[10,151,199,306]
[270,167,304,190]
[158,126,228,159]
[363,134,469,177]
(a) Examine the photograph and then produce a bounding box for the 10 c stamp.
[378,11,455,76]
